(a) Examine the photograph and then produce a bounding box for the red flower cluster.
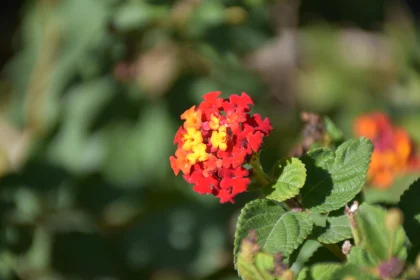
[170,92,272,203]
[354,112,419,189]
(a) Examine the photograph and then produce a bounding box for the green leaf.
[234,199,313,265]
[296,267,310,280]
[264,158,307,202]
[347,247,379,267]
[289,240,321,274]
[298,263,375,280]
[103,103,173,186]
[315,214,352,244]
[310,213,327,227]
[310,264,342,279]
[356,203,407,260]
[300,138,373,213]
[330,264,375,279]
[113,2,167,31]
[237,252,276,280]
[237,258,264,280]
[397,178,420,245]
[297,264,342,280]
[254,253,275,277]
[187,1,225,37]
[48,78,115,173]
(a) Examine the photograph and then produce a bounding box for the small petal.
[248,131,264,153]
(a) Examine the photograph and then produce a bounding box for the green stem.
[351,226,361,246]
[345,207,361,246]
[249,154,273,186]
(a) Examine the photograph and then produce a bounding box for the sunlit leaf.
[264,158,306,202]
[356,203,407,261]
[300,138,373,213]
[314,214,352,244]
[234,199,313,265]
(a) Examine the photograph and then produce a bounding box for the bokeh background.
[1,0,420,279]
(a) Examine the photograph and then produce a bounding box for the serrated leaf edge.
[266,157,307,202]
[234,199,313,267]
[302,137,373,213]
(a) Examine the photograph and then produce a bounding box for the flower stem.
[249,153,273,186]
[345,202,361,246]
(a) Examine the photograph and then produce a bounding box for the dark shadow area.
[300,152,335,210]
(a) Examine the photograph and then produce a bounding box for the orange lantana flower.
[354,112,419,189]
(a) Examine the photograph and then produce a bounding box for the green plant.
[171,95,420,280]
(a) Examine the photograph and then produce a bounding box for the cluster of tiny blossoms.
[170,92,272,203]
[354,112,419,188]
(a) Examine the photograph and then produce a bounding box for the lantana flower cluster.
[170,92,272,203]
[354,112,419,188]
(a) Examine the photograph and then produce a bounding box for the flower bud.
[378,257,404,279]
[342,240,352,255]
[281,270,294,280]
[385,208,404,231]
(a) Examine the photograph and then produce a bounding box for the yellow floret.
[211,126,228,151]
[209,114,220,130]
[181,106,202,129]
[186,143,209,163]
[182,127,203,151]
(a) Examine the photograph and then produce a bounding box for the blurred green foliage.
[0,0,420,279]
